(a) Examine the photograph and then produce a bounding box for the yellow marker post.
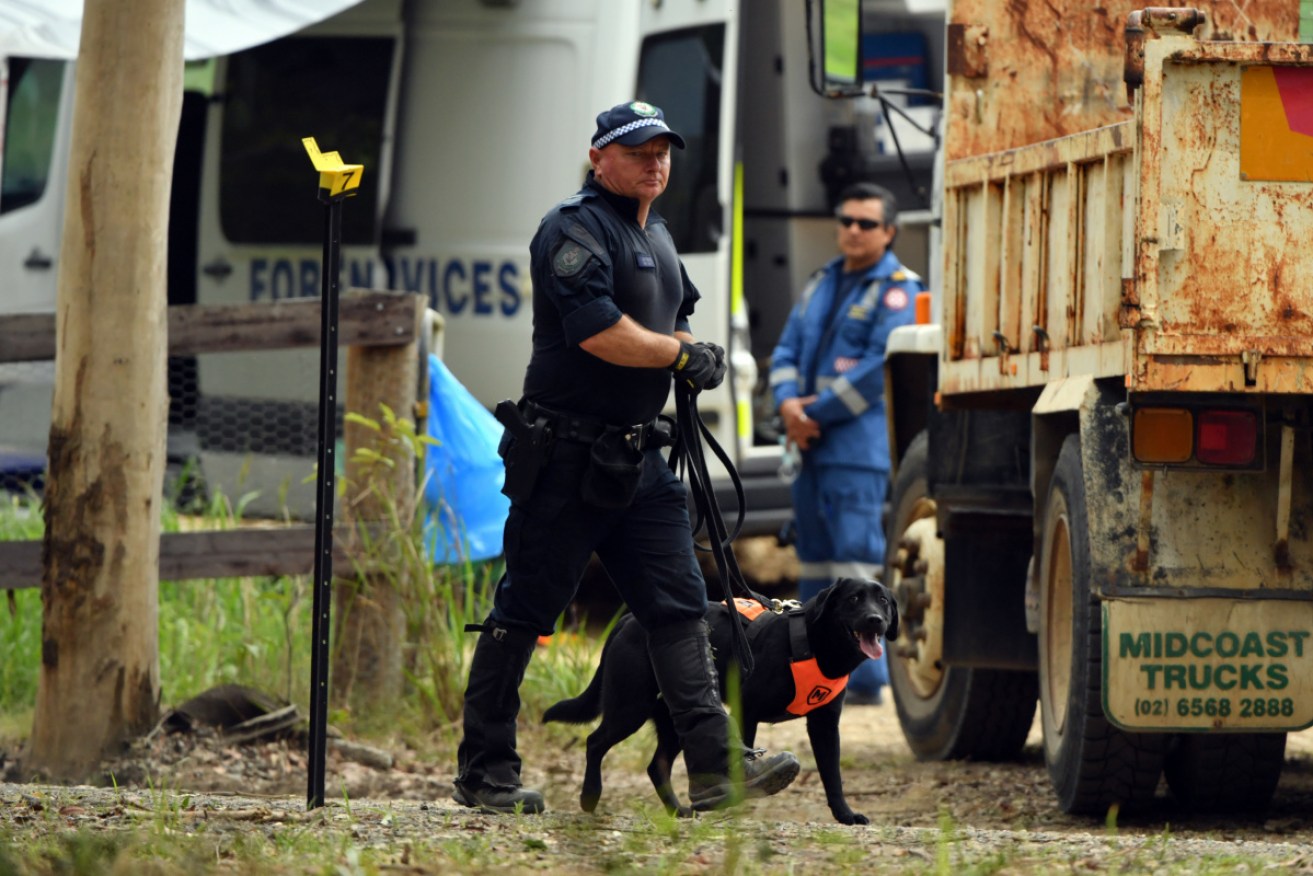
[303,135,364,201]
[302,136,361,811]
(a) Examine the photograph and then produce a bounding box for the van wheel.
[1164,733,1285,812]
[886,431,1037,762]
[1039,434,1165,814]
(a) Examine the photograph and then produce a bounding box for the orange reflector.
[1133,408,1193,463]
[915,291,933,325]
[1196,410,1258,466]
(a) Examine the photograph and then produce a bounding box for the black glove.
[669,341,727,392]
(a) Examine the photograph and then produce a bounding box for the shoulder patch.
[553,241,589,277]
[884,287,910,311]
[891,269,906,281]
[548,220,610,284]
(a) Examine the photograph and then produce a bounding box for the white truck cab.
[0,0,946,534]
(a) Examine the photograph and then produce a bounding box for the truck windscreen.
[2,58,65,215]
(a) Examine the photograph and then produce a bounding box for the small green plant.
[935,809,960,875]
[336,403,503,726]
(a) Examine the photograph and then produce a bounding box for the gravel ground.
[6,701,1313,872]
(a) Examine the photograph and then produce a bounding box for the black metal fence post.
[301,137,362,810]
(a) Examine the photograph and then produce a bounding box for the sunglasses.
[837,215,883,230]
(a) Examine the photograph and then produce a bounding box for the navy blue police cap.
[591,101,686,150]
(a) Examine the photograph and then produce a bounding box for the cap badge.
[630,101,659,117]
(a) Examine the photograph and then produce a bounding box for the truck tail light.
[1196,410,1258,466]
[1132,407,1193,463]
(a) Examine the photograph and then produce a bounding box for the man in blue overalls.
[769,182,920,705]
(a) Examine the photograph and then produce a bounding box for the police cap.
[591,101,686,150]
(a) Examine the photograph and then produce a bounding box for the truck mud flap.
[1103,596,1313,732]
[941,506,1037,670]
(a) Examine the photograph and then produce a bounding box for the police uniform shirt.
[523,173,699,426]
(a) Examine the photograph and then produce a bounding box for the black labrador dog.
[543,576,899,824]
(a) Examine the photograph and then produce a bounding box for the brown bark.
[28,0,183,781]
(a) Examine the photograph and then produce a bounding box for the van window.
[2,58,65,215]
[636,25,724,254]
[218,37,393,245]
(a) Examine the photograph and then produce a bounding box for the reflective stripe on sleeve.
[832,376,869,416]
[799,560,882,580]
[770,366,799,387]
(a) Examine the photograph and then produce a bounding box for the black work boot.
[687,747,802,812]
[453,620,545,814]
[646,619,801,811]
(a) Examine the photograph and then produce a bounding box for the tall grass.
[337,404,607,731]
[0,408,610,751]
[0,492,43,729]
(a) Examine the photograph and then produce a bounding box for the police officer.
[453,101,800,814]
[769,182,921,705]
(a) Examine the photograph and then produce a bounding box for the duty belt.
[521,399,672,449]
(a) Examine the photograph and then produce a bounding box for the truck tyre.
[1039,434,1165,814]
[1164,733,1285,812]
[886,431,1038,762]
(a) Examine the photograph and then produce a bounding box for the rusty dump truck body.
[882,2,1313,814]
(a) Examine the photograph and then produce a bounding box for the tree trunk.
[28,0,183,781]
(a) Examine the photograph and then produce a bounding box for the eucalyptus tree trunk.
[27,0,184,781]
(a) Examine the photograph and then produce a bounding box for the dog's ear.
[883,582,901,642]
[810,579,841,617]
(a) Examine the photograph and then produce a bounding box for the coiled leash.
[670,382,772,678]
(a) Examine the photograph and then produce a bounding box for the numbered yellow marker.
[302,136,363,200]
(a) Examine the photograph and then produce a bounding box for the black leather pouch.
[580,429,644,509]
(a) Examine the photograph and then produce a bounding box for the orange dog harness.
[727,598,849,716]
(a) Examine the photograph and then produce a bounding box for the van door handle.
[202,258,233,279]
[24,248,52,270]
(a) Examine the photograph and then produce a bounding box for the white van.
[0,0,945,533]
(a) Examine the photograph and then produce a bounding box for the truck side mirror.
[811,0,864,97]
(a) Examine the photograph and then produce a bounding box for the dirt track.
[7,700,1313,872]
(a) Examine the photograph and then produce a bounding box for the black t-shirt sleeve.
[535,217,624,345]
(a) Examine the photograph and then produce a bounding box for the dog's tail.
[541,615,632,725]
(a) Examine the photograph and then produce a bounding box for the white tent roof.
[0,0,364,61]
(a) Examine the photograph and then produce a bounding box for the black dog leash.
[670,382,770,678]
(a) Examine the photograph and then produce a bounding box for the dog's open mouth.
[854,630,883,661]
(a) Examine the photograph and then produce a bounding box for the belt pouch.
[581,429,645,509]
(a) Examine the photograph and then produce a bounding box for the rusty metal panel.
[940,21,1313,400]
[945,1,1299,161]
[939,123,1134,397]
[1132,37,1313,394]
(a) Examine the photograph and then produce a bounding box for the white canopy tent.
[0,0,363,212]
[0,0,363,61]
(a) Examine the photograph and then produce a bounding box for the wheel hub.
[1043,512,1074,736]
[890,502,944,699]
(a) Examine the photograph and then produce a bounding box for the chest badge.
[636,252,656,269]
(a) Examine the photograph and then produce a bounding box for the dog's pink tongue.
[860,635,884,661]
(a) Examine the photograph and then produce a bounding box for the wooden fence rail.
[0,289,428,594]
[0,291,423,363]
[0,525,344,590]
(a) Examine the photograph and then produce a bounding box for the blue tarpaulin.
[422,356,509,564]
